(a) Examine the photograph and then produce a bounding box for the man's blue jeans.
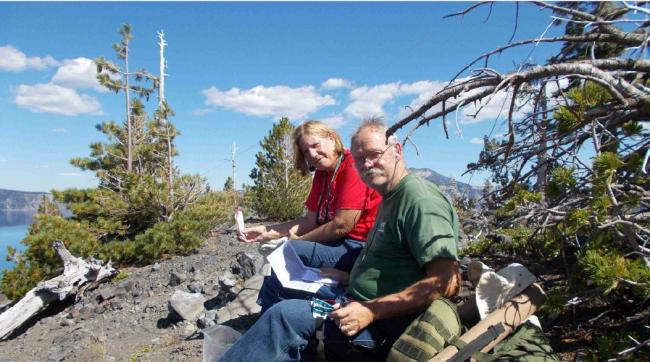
[219,299,417,362]
[257,239,364,313]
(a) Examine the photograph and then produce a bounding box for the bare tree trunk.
[125,36,132,173]
[158,31,174,202]
[0,241,116,340]
[535,86,548,199]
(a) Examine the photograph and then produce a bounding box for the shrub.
[1,214,97,300]
[248,117,310,220]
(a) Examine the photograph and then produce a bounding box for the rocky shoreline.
[0,227,262,361]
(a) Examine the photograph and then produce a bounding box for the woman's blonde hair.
[292,120,345,176]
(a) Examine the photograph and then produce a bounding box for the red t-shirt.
[305,150,381,241]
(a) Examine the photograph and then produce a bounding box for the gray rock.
[183,322,197,337]
[218,272,237,290]
[216,282,262,324]
[97,284,127,303]
[168,290,206,321]
[99,286,115,302]
[114,286,128,300]
[60,317,75,327]
[188,283,203,294]
[77,305,94,321]
[198,312,217,329]
[229,252,255,278]
[170,270,188,286]
[47,350,65,362]
[151,262,161,272]
[117,279,135,292]
[192,271,204,282]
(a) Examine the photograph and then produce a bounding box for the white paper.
[234,207,245,240]
[266,240,338,293]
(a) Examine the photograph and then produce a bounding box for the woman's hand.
[241,225,270,242]
[319,268,349,284]
[288,229,300,240]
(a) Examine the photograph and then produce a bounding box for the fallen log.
[0,240,116,340]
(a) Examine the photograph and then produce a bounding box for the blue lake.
[0,211,33,276]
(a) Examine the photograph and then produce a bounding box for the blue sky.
[0,2,565,192]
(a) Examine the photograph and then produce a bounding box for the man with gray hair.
[220,118,460,361]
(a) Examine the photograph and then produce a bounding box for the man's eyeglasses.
[354,143,395,167]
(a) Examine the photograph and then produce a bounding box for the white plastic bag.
[202,324,242,362]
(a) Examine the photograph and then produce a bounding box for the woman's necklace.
[315,154,344,225]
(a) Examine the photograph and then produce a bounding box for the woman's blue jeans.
[257,239,364,313]
[219,299,417,362]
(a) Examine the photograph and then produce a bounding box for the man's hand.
[329,301,375,337]
[241,225,269,242]
[319,268,349,284]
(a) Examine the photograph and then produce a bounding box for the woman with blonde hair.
[242,120,381,312]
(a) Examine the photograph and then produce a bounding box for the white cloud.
[322,78,352,90]
[50,128,68,133]
[52,57,106,92]
[0,45,59,72]
[60,172,82,177]
[202,85,335,119]
[470,137,484,145]
[192,108,215,116]
[13,83,103,116]
[545,77,570,97]
[346,80,447,120]
[397,80,447,119]
[459,88,531,125]
[345,82,401,119]
[320,115,346,129]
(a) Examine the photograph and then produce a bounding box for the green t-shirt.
[347,173,459,301]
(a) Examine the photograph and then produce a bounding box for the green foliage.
[554,81,612,133]
[460,226,559,261]
[562,209,591,235]
[249,118,311,220]
[459,237,492,257]
[495,185,542,219]
[113,271,129,282]
[1,24,214,300]
[1,214,97,299]
[578,248,650,297]
[591,330,647,361]
[593,152,624,183]
[550,2,628,63]
[223,176,234,191]
[538,284,570,318]
[1,190,238,299]
[546,167,577,200]
[101,191,235,263]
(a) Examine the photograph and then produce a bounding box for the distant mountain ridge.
[409,168,483,200]
[0,189,49,211]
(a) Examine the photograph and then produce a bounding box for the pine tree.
[223,177,234,192]
[1,25,213,300]
[249,118,311,220]
[95,23,156,173]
